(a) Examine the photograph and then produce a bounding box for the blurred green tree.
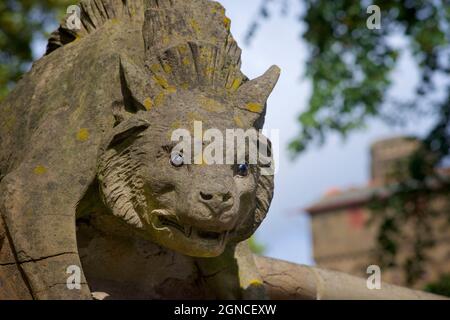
[425,273,450,297]
[248,236,267,255]
[0,0,72,100]
[247,0,450,286]
[248,0,449,157]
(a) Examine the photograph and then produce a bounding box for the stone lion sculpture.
[0,0,443,302]
[0,0,280,299]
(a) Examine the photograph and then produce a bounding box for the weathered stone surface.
[0,0,445,301]
[0,0,279,299]
[255,256,445,300]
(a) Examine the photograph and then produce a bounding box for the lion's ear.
[117,56,153,120]
[235,66,280,129]
[102,117,151,151]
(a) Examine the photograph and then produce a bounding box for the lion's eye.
[170,152,184,167]
[237,163,249,177]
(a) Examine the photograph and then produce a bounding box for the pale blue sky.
[31,0,433,266]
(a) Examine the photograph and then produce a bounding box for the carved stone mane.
[47,0,246,91]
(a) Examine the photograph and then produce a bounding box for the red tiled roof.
[305,168,450,215]
[304,186,382,215]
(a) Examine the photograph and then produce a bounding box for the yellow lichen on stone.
[162,34,170,46]
[204,67,215,77]
[76,128,90,142]
[234,116,244,128]
[248,279,263,287]
[154,92,166,107]
[162,63,172,74]
[153,74,170,89]
[181,82,190,89]
[190,19,201,34]
[210,35,218,43]
[171,120,181,129]
[4,115,16,130]
[111,18,119,25]
[179,45,188,54]
[229,78,242,91]
[33,165,47,175]
[223,17,231,31]
[144,98,153,111]
[182,57,191,66]
[187,112,205,123]
[211,4,226,16]
[168,120,182,138]
[150,63,162,73]
[166,86,177,94]
[199,47,214,63]
[246,102,263,113]
[199,96,225,113]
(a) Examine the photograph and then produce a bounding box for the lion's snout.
[178,187,239,233]
[199,190,234,215]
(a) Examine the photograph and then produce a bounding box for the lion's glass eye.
[237,163,249,177]
[170,152,184,167]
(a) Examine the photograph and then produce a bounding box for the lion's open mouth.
[157,215,228,243]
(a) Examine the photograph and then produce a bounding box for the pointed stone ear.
[118,56,154,117]
[235,65,281,129]
[119,55,178,124]
[101,117,151,152]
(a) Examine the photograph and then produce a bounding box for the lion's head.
[96,63,279,257]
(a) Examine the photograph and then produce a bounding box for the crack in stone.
[34,282,89,296]
[200,267,230,279]
[15,251,78,265]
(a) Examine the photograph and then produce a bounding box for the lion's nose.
[199,191,234,214]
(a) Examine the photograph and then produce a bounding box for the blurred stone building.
[305,136,450,288]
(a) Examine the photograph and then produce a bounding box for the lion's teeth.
[221,232,229,245]
[185,226,192,237]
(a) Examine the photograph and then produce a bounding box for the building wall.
[311,197,450,289]
[370,136,420,185]
[312,207,375,262]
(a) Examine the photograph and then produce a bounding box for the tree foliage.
[248,236,267,255]
[368,175,450,285]
[0,0,72,100]
[247,0,449,155]
[425,273,450,297]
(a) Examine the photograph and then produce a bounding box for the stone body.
[0,0,279,299]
